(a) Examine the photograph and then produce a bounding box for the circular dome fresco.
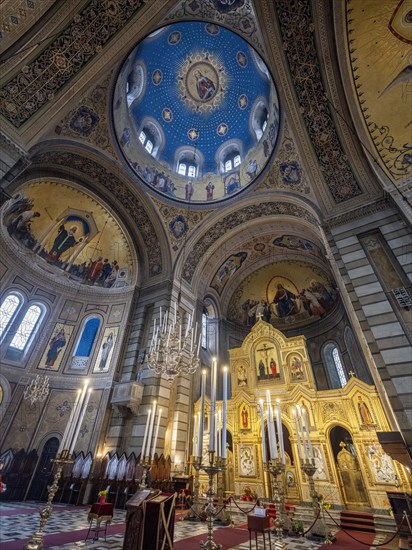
[113,21,280,203]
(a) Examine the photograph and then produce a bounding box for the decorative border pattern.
[182,201,318,283]
[31,151,162,276]
[274,0,362,203]
[0,0,145,127]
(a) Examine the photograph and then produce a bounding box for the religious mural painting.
[1,185,133,288]
[255,342,281,381]
[39,323,75,371]
[113,21,280,203]
[239,403,251,430]
[366,443,397,484]
[211,252,247,295]
[312,445,328,481]
[287,353,305,382]
[357,395,375,426]
[93,327,119,373]
[239,444,256,477]
[228,260,337,329]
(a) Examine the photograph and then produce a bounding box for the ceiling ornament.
[274,0,363,203]
[164,0,263,54]
[0,0,146,128]
[177,51,228,114]
[54,74,116,156]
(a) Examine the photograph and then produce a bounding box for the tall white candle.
[64,384,88,453]
[266,391,278,459]
[58,388,81,454]
[296,406,308,460]
[145,401,157,459]
[69,388,92,454]
[197,370,206,458]
[259,400,267,464]
[276,399,285,463]
[193,413,198,456]
[221,366,228,459]
[293,410,303,459]
[302,408,313,459]
[209,358,217,452]
[151,408,162,459]
[141,409,152,461]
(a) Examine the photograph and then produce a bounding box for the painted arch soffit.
[181,200,319,285]
[273,0,364,204]
[342,0,411,186]
[29,150,164,278]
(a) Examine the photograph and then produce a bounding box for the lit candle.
[221,366,228,459]
[293,409,303,459]
[259,400,267,464]
[266,391,278,459]
[193,413,198,456]
[209,358,217,452]
[276,399,285,464]
[302,408,313,459]
[151,408,162,459]
[145,401,157,459]
[296,405,308,460]
[69,387,92,454]
[59,388,82,454]
[198,370,206,459]
[141,408,152,461]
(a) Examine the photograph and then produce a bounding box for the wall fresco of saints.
[1,183,134,289]
[227,260,337,329]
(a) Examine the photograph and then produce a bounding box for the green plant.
[292,520,304,534]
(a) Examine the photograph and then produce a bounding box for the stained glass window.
[0,294,21,337]
[9,305,42,350]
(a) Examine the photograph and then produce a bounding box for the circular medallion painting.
[113,21,280,203]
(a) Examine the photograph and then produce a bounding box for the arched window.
[9,304,43,351]
[201,309,208,349]
[175,149,201,178]
[222,151,241,173]
[323,342,348,389]
[72,317,101,369]
[0,293,22,338]
[250,99,269,141]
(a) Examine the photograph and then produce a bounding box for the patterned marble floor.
[0,501,323,549]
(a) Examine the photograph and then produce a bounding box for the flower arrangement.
[317,494,331,510]
[240,486,257,502]
[98,489,108,498]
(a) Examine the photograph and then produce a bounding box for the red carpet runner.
[175,526,250,550]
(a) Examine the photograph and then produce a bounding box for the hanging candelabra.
[23,374,50,406]
[147,302,201,382]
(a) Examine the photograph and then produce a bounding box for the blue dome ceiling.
[113,21,280,203]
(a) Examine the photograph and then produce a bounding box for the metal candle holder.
[24,450,74,550]
[199,451,226,550]
[265,458,287,550]
[139,457,151,488]
[186,455,203,520]
[300,458,333,544]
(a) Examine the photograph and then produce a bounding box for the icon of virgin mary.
[194,69,216,101]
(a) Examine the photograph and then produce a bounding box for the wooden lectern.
[123,489,177,550]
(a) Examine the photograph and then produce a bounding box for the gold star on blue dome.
[217,123,228,136]
[188,128,199,140]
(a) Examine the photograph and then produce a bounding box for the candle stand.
[265,459,288,550]
[24,450,74,550]
[139,457,151,489]
[301,459,333,544]
[185,456,203,520]
[199,452,226,550]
